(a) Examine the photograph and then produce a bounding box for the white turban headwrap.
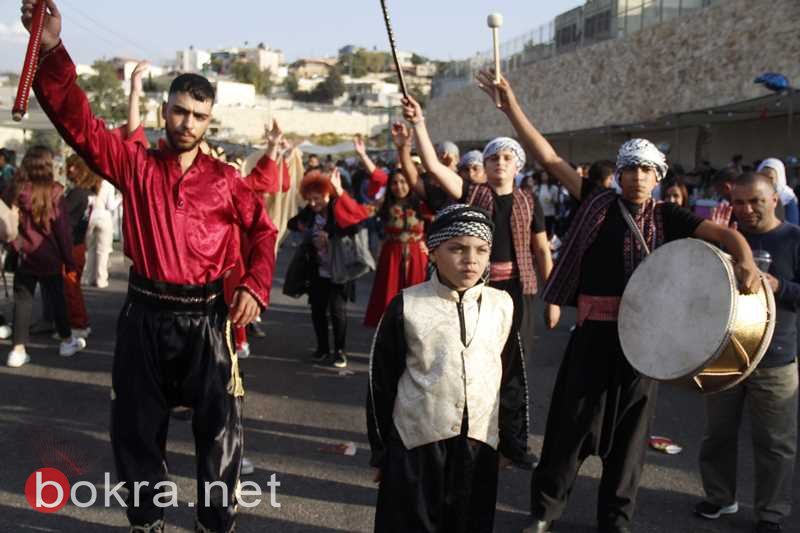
[615,138,668,181]
[482,137,526,173]
[758,158,797,206]
[459,150,484,169]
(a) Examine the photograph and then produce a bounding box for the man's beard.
[166,128,203,153]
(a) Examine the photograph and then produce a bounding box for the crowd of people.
[4,1,798,532]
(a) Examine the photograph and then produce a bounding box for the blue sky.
[0,0,582,70]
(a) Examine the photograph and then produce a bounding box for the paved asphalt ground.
[0,245,798,532]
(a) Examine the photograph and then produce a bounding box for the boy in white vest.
[367,204,529,532]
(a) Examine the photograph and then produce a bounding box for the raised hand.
[329,168,344,196]
[476,69,517,113]
[353,134,367,156]
[710,203,733,227]
[401,95,423,125]
[265,119,283,146]
[20,0,61,52]
[131,61,149,95]
[391,122,411,148]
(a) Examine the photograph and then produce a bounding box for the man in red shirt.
[22,2,276,532]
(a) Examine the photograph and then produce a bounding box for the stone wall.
[426,0,800,146]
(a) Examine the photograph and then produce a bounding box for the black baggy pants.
[375,422,499,533]
[530,321,657,529]
[110,271,243,532]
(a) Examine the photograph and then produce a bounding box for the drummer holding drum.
[474,73,760,533]
[696,172,800,533]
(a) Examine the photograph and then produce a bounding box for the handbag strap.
[617,199,651,256]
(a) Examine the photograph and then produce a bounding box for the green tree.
[338,48,392,78]
[313,68,345,103]
[284,72,299,95]
[291,68,345,104]
[230,62,273,96]
[411,53,428,65]
[77,60,127,124]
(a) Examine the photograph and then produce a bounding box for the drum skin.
[619,238,775,394]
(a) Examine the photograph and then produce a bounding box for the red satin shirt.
[33,44,277,308]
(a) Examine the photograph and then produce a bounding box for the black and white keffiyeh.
[482,137,526,173]
[426,204,494,252]
[615,138,668,181]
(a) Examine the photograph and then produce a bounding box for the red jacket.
[33,44,277,307]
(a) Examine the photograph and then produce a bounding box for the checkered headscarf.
[427,204,494,252]
[459,150,484,169]
[483,137,526,173]
[615,138,668,181]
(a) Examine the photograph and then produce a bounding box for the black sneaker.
[332,350,348,368]
[694,500,739,519]
[311,350,329,363]
[756,521,782,533]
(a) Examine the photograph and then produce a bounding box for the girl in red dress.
[360,125,431,328]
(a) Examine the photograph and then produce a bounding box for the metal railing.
[432,0,720,98]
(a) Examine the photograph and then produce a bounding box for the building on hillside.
[290,59,338,79]
[241,44,284,74]
[110,58,167,84]
[176,46,211,73]
[76,64,98,78]
[215,80,256,106]
[555,0,715,52]
[406,63,438,78]
[343,76,402,108]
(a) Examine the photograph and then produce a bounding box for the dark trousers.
[700,361,798,524]
[13,269,71,345]
[488,278,536,360]
[375,425,499,533]
[531,321,656,529]
[110,273,242,533]
[308,275,347,354]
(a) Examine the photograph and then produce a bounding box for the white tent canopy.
[295,140,355,156]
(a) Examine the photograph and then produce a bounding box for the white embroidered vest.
[392,274,514,450]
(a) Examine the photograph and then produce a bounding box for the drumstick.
[12,0,47,122]
[487,13,504,108]
[379,0,409,99]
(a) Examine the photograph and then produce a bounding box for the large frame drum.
[619,238,775,394]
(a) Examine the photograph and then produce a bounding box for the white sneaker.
[59,336,87,357]
[237,343,250,359]
[0,324,12,340]
[96,281,109,289]
[241,457,255,475]
[6,350,30,368]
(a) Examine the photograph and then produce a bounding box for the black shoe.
[247,322,266,338]
[513,452,539,470]
[332,350,348,368]
[522,519,552,533]
[756,521,782,533]
[311,350,330,363]
[694,500,739,519]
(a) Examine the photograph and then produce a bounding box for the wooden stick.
[379,0,409,99]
